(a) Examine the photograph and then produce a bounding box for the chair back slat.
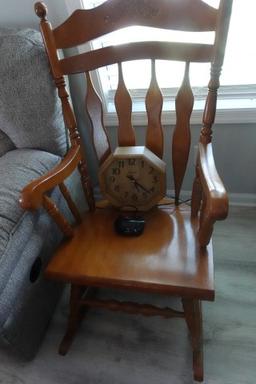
[114,63,135,146]
[59,42,213,75]
[53,0,217,49]
[85,72,111,164]
[172,62,194,204]
[145,60,163,159]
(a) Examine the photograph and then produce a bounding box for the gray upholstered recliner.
[0,28,83,359]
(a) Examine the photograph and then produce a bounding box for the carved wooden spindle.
[191,163,202,218]
[194,1,232,242]
[172,62,194,205]
[80,298,185,319]
[55,76,95,211]
[59,182,82,224]
[145,59,164,159]
[85,72,111,165]
[78,159,95,211]
[200,1,233,144]
[55,77,80,146]
[200,65,220,145]
[35,3,79,145]
[115,62,135,146]
[35,6,95,212]
[42,195,73,237]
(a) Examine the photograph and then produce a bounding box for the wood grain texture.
[45,205,214,301]
[78,158,95,211]
[53,0,217,48]
[182,299,204,382]
[197,143,228,246]
[59,285,88,355]
[80,298,185,318]
[145,60,163,158]
[35,2,62,78]
[172,62,194,205]
[114,63,135,146]
[42,195,73,238]
[85,72,111,164]
[55,76,96,209]
[1,208,255,384]
[59,42,213,75]
[55,76,80,145]
[200,0,233,144]
[191,163,203,218]
[35,4,96,211]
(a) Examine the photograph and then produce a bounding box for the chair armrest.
[198,142,228,220]
[197,142,228,246]
[20,145,81,210]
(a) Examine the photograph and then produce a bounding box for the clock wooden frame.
[99,146,166,211]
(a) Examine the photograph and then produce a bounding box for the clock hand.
[126,175,140,191]
[135,181,151,194]
[126,175,150,194]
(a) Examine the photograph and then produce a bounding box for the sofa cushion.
[0,29,68,156]
[0,130,15,157]
[0,148,60,262]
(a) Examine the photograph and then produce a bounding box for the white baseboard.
[227,193,256,207]
[94,186,256,207]
[167,190,256,207]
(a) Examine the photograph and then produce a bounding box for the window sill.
[104,88,256,126]
[104,105,256,127]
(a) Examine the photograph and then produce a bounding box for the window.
[68,0,256,124]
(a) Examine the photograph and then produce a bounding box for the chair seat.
[46,204,214,301]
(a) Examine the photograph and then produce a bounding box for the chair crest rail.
[52,0,217,49]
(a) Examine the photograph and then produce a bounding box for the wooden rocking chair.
[20,0,232,381]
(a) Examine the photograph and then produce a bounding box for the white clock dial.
[99,146,166,211]
[105,157,161,206]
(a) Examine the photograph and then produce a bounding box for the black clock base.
[114,215,145,236]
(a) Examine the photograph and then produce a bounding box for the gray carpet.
[0,206,255,384]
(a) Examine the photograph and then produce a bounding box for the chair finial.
[34,2,48,20]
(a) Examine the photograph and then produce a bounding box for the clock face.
[99,146,166,211]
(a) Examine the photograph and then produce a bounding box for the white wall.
[0,0,68,29]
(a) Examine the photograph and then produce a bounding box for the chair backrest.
[35,0,232,208]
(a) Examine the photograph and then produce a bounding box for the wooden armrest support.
[197,142,228,246]
[20,145,82,210]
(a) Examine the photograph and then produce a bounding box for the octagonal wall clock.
[99,146,166,211]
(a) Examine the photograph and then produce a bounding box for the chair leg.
[182,298,203,382]
[59,284,87,355]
